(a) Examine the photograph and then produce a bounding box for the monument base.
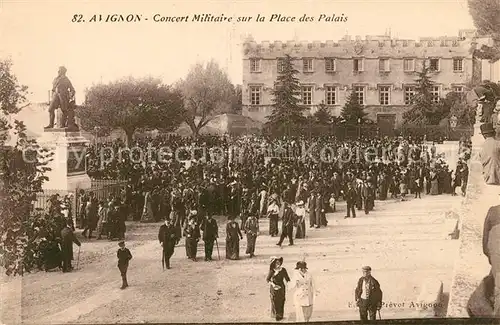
[38,129,91,192]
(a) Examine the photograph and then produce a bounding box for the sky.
[0,0,475,104]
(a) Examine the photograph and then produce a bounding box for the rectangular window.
[453,58,464,72]
[379,86,391,105]
[249,86,261,105]
[404,86,416,105]
[250,59,261,73]
[353,59,364,72]
[277,58,285,73]
[403,59,415,72]
[452,85,465,93]
[354,86,365,105]
[303,58,313,72]
[429,58,440,71]
[431,86,440,103]
[379,59,390,72]
[325,58,336,72]
[301,86,313,105]
[325,86,337,105]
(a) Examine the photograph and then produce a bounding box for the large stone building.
[242,29,482,130]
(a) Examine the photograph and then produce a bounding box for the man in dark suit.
[277,202,295,246]
[202,214,218,261]
[362,181,375,215]
[60,220,81,273]
[344,182,357,219]
[158,219,177,269]
[355,266,383,321]
[314,192,325,228]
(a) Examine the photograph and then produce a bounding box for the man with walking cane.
[158,219,177,269]
[354,266,383,322]
[60,219,81,273]
[202,214,218,261]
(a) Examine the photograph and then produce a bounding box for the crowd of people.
[36,132,472,322]
[40,134,470,274]
[73,135,469,254]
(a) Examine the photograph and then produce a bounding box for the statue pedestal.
[38,129,91,192]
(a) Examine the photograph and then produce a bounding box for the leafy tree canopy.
[0,59,54,276]
[79,77,184,145]
[176,60,235,137]
[468,0,500,61]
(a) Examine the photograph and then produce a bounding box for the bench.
[414,279,444,317]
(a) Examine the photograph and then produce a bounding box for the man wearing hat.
[117,241,132,289]
[343,182,357,219]
[202,214,218,261]
[479,123,500,185]
[276,202,295,247]
[158,218,177,269]
[355,266,383,321]
[60,219,81,273]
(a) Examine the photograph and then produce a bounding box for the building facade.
[242,29,481,128]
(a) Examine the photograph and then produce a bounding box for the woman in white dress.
[289,261,316,322]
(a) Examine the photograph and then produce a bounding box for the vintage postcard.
[0,0,499,323]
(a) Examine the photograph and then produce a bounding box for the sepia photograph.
[0,0,499,323]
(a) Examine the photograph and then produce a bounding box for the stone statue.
[45,66,78,131]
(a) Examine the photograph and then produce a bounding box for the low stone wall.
[447,132,495,316]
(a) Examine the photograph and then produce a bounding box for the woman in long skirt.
[430,170,439,195]
[226,217,243,260]
[141,191,155,223]
[295,201,306,239]
[245,215,259,258]
[290,261,316,322]
[96,200,109,240]
[267,199,280,237]
[266,256,290,321]
[183,216,200,261]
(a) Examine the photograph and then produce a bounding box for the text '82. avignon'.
[71,13,348,23]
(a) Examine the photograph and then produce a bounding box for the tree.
[402,66,438,125]
[314,103,332,125]
[468,0,500,61]
[230,84,242,114]
[79,77,183,145]
[265,54,307,135]
[176,61,235,137]
[442,92,475,127]
[340,92,368,125]
[0,59,54,275]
